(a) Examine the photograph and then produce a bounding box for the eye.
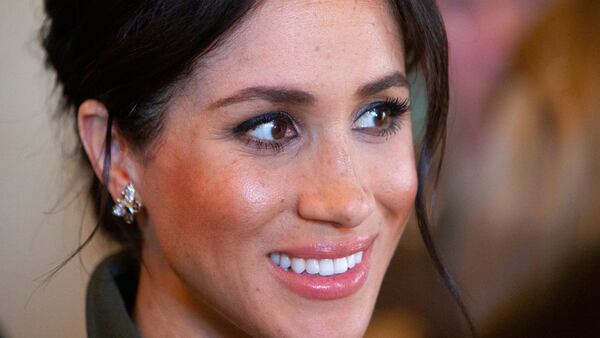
[352,98,409,138]
[247,118,293,141]
[233,112,299,152]
[354,106,394,129]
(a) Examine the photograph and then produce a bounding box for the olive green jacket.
[86,252,141,338]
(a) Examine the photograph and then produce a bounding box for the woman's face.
[134,1,416,336]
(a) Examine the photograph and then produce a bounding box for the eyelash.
[232,97,410,153]
[356,97,409,139]
[244,138,286,153]
[232,111,296,153]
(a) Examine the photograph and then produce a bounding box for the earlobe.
[77,99,135,201]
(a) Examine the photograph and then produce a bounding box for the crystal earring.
[112,183,142,224]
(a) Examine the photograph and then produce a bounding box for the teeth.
[333,258,348,274]
[319,259,334,276]
[291,258,306,274]
[347,254,356,269]
[305,259,319,274]
[354,251,363,264]
[280,254,291,270]
[270,252,281,265]
[269,251,364,276]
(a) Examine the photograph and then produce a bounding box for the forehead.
[196,0,405,95]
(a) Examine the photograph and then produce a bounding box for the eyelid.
[232,111,301,153]
[232,111,293,134]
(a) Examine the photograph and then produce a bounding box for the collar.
[86,251,141,338]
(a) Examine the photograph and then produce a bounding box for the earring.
[112,183,142,224]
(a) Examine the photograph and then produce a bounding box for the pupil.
[271,120,287,140]
[375,109,389,127]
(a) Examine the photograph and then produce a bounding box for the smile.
[268,236,375,300]
[269,251,363,276]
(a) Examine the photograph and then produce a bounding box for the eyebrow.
[356,71,409,98]
[209,87,316,109]
[209,71,408,109]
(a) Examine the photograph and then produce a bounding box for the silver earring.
[112,183,142,224]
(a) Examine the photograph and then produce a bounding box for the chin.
[248,262,384,338]
[253,296,377,338]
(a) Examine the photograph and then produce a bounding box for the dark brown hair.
[41,0,473,334]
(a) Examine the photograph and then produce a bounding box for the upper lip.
[269,234,377,259]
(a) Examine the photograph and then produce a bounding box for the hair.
[41,0,474,334]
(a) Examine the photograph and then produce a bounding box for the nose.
[297,140,374,228]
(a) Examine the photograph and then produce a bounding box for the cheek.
[377,162,417,220]
[369,142,418,228]
[375,164,417,243]
[366,143,417,270]
[141,141,286,264]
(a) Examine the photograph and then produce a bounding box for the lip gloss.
[268,236,375,300]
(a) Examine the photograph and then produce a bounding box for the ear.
[77,99,139,203]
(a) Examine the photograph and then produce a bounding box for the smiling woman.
[41,0,465,337]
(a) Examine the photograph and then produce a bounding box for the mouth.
[267,235,376,300]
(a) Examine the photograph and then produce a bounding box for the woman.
[41,0,466,337]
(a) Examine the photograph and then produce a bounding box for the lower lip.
[269,249,371,300]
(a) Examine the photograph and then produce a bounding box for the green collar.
[86,251,141,338]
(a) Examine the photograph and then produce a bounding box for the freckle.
[280,198,285,204]
[314,45,320,52]
[255,287,260,292]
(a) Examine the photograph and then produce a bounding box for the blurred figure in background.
[370,1,559,337]
[439,0,600,335]
[370,0,599,336]
[439,0,552,154]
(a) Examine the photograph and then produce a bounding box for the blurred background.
[370,0,600,336]
[1,0,598,337]
[0,1,112,337]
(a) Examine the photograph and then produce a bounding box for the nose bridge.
[297,136,374,227]
[319,135,353,178]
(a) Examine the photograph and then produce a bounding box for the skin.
[79,1,417,337]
